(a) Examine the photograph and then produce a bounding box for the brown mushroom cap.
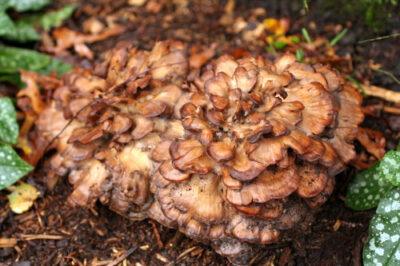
[35,42,364,253]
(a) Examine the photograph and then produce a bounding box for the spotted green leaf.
[0,46,71,76]
[346,150,400,210]
[6,0,51,12]
[0,144,33,190]
[1,19,40,42]
[0,11,15,36]
[363,188,400,266]
[0,97,19,145]
[379,151,400,186]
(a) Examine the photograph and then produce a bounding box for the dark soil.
[1,0,399,265]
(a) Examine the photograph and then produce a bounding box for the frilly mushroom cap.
[35,41,364,257]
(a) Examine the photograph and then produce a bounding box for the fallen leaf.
[18,71,45,114]
[44,25,125,58]
[7,182,40,214]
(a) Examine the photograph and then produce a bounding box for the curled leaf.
[7,182,39,214]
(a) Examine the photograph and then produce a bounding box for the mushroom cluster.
[35,41,364,262]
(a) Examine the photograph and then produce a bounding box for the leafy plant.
[0,98,32,190]
[0,0,75,42]
[346,147,400,265]
[0,0,74,204]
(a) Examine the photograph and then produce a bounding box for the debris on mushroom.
[33,41,364,263]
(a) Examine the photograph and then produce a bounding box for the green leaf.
[272,41,287,50]
[329,28,348,46]
[6,0,51,12]
[0,97,19,145]
[301,27,313,43]
[346,150,400,210]
[346,165,394,210]
[0,11,16,36]
[295,48,305,62]
[0,46,71,76]
[291,36,301,44]
[378,151,400,186]
[1,19,40,42]
[0,144,33,190]
[38,4,76,31]
[0,73,23,87]
[0,2,73,42]
[363,188,400,266]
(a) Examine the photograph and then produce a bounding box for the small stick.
[106,246,137,266]
[358,33,400,44]
[383,106,400,115]
[19,234,64,240]
[362,84,400,104]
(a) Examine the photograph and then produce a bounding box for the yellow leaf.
[263,18,279,31]
[266,35,275,44]
[7,183,39,214]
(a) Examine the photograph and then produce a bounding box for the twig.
[177,246,199,261]
[358,33,400,44]
[106,246,137,266]
[362,84,400,104]
[383,106,400,115]
[19,234,64,240]
[372,68,400,85]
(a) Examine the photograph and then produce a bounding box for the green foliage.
[295,49,304,62]
[4,0,51,12]
[0,98,32,190]
[0,98,19,145]
[0,0,74,191]
[346,150,400,210]
[363,189,400,266]
[36,4,76,31]
[272,41,287,50]
[347,148,400,265]
[0,144,33,190]
[0,46,72,77]
[0,3,76,42]
[301,27,312,43]
[329,28,348,46]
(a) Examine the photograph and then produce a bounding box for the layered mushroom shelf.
[34,41,364,262]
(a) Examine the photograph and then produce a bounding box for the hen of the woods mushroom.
[35,41,364,263]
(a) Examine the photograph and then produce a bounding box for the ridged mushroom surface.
[35,41,364,260]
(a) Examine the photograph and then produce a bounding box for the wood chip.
[0,238,17,248]
[333,219,342,231]
[155,253,169,263]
